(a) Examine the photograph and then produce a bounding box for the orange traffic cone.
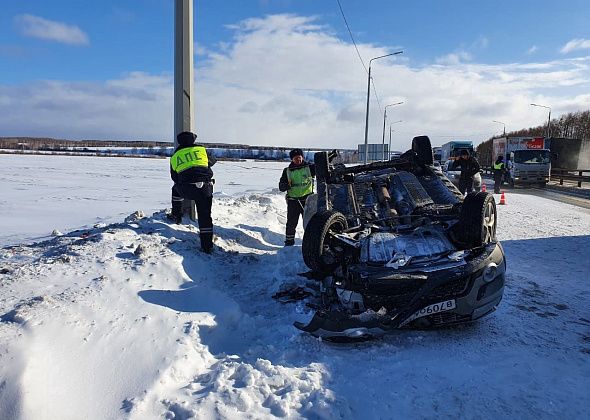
[499,191,506,205]
[481,183,486,192]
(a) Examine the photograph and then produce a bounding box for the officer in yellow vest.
[170,131,217,253]
[493,155,505,194]
[278,148,315,246]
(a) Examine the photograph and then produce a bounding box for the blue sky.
[1,0,589,148]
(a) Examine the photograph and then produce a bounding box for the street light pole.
[363,51,403,164]
[530,103,551,138]
[492,120,506,136]
[388,120,403,160]
[381,101,404,160]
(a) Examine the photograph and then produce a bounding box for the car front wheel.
[302,210,348,273]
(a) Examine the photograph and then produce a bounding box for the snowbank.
[1,156,589,419]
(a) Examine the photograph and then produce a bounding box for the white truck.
[492,137,551,187]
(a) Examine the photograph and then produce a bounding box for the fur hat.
[289,148,304,159]
[177,131,197,146]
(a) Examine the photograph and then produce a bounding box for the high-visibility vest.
[171,146,208,173]
[286,166,313,198]
[494,162,505,170]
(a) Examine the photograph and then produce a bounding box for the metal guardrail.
[551,169,590,188]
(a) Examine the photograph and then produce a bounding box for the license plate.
[400,299,456,327]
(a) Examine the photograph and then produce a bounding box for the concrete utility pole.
[174,0,196,217]
[174,0,194,145]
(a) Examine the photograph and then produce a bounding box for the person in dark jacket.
[493,155,505,194]
[451,149,481,194]
[170,131,217,253]
[279,148,315,246]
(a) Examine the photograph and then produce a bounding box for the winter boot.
[284,239,295,246]
[200,232,213,253]
[171,200,183,224]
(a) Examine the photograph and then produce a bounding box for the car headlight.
[483,263,498,282]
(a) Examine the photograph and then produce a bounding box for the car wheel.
[302,210,348,273]
[412,136,434,166]
[455,192,497,248]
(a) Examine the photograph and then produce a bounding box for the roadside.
[481,176,590,211]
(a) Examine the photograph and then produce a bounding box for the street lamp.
[388,120,403,160]
[381,102,404,160]
[492,120,506,136]
[530,103,551,138]
[363,50,403,164]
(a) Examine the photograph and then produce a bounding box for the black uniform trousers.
[493,171,503,193]
[172,183,214,250]
[285,196,308,243]
[458,177,474,194]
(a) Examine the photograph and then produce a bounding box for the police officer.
[505,156,514,186]
[493,155,505,194]
[279,148,315,246]
[451,149,481,194]
[170,131,216,253]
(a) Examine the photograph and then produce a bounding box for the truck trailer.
[492,136,551,187]
[440,140,474,162]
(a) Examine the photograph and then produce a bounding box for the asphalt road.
[514,187,590,211]
[481,178,590,211]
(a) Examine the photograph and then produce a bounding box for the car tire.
[302,210,348,273]
[412,136,434,166]
[455,192,497,248]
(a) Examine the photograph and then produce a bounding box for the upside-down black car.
[295,136,505,340]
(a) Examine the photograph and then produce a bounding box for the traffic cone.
[499,191,506,205]
[481,183,486,192]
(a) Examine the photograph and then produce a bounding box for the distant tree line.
[0,136,319,152]
[476,109,590,166]
[0,137,172,150]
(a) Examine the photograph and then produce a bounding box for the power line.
[335,0,368,74]
[335,0,383,113]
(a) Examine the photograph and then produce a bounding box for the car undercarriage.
[294,136,506,341]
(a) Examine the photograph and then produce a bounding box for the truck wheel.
[412,136,434,165]
[455,192,497,248]
[302,210,348,273]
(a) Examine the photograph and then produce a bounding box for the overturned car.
[295,136,505,340]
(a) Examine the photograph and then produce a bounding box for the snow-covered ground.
[1,155,589,419]
[0,154,286,246]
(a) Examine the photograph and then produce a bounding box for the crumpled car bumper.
[295,242,506,339]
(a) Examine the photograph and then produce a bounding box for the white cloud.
[14,14,89,46]
[561,38,590,54]
[527,45,539,55]
[0,73,172,140]
[472,36,489,49]
[1,14,590,149]
[435,51,472,65]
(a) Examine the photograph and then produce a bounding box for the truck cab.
[510,148,551,187]
[493,137,550,187]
